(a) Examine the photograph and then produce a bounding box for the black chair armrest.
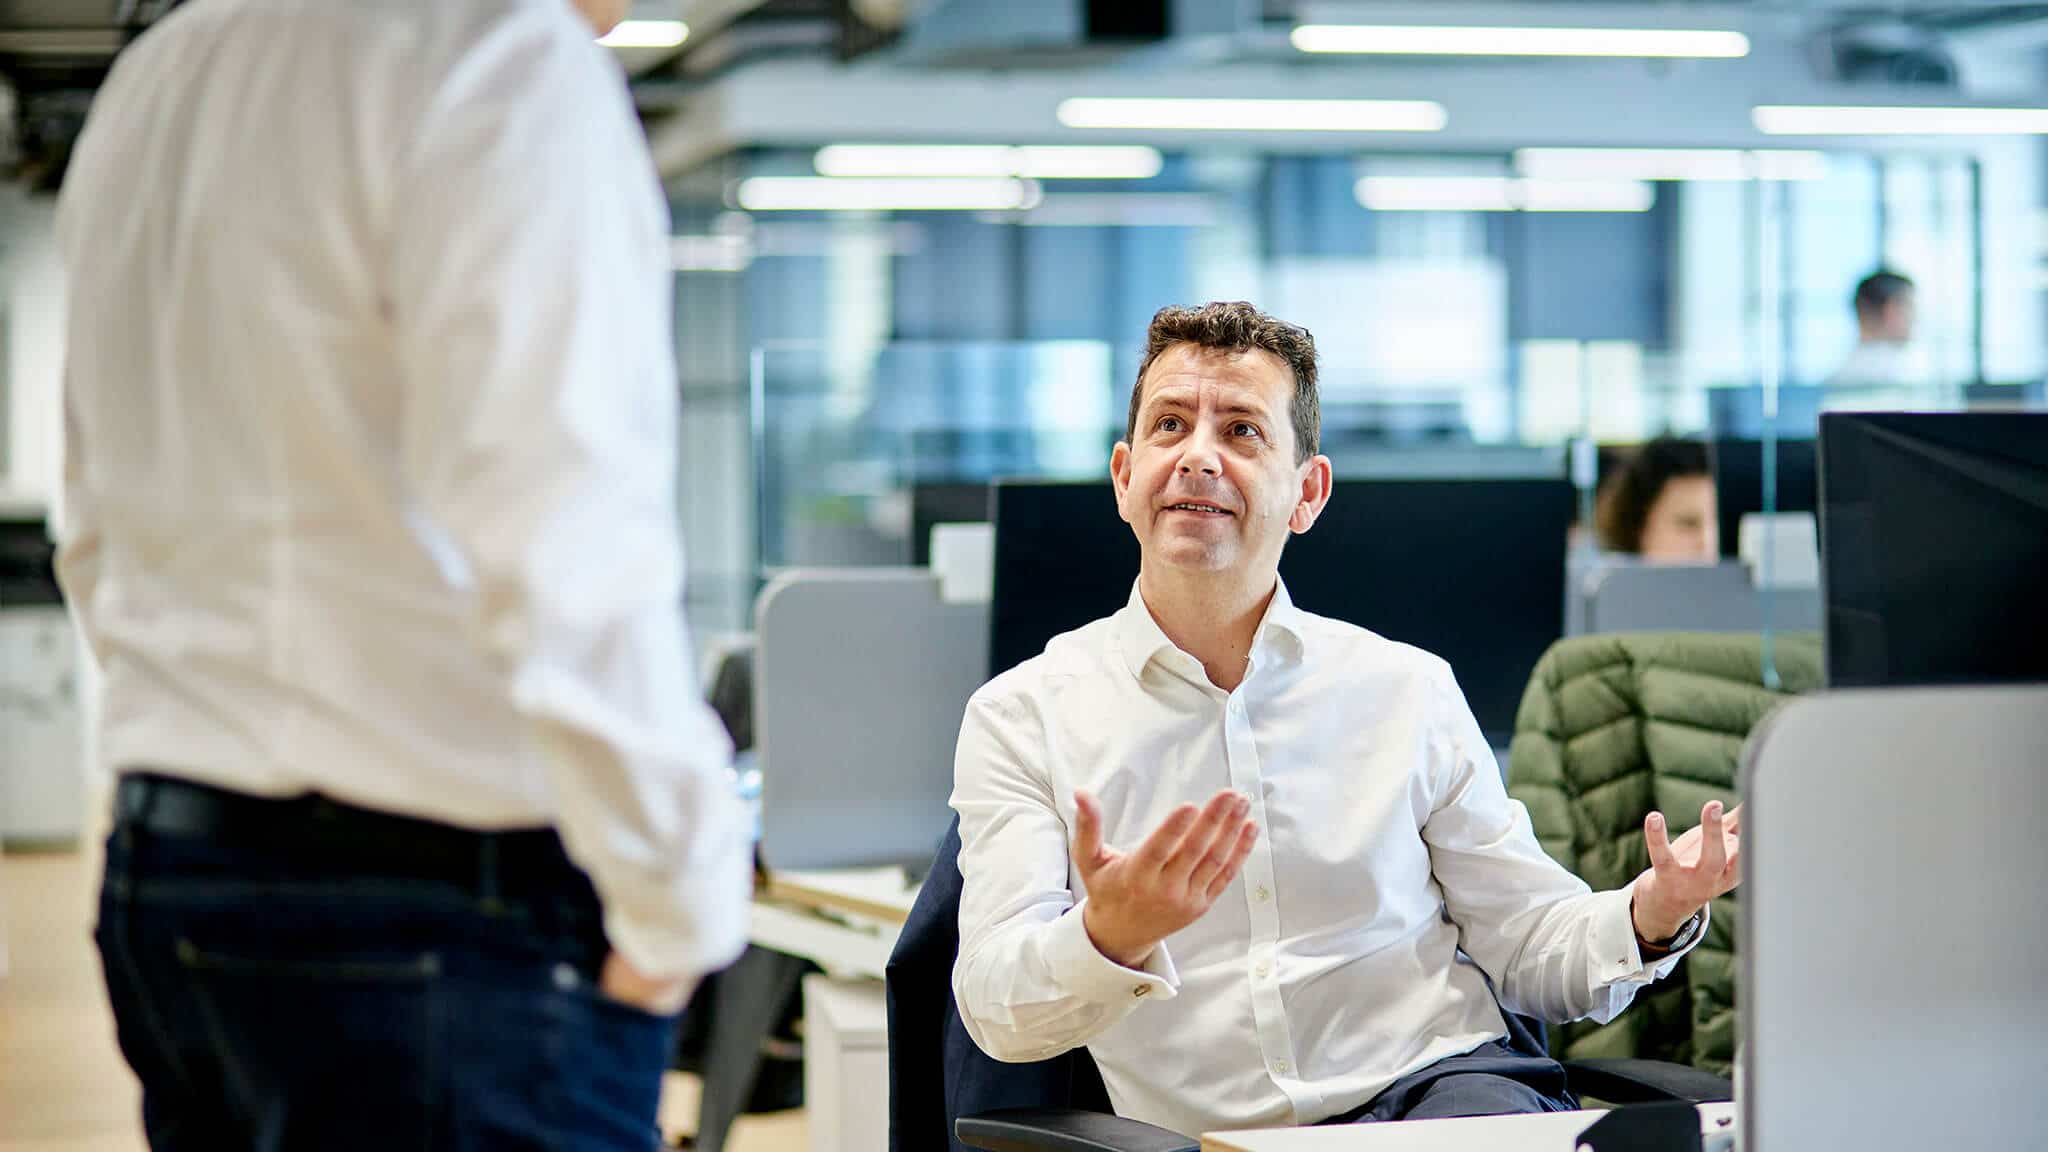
[1563,1057,1734,1104]
[957,1108,1199,1152]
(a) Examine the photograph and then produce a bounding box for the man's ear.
[1110,442,1135,525]
[1289,455,1334,535]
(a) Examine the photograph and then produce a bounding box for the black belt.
[114,772,582,901]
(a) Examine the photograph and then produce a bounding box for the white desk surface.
[1201,1102,1738,1152]
[761,867,920,924]
[749,867,922,981]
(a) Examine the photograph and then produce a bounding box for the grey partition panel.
[755,569,989,871]
[1584,562,1820,635]
[1740,686,2048,1152]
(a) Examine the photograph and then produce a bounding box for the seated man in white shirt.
[950,301,1739,1139]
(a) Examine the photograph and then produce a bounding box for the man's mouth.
[1163,502,1233,516]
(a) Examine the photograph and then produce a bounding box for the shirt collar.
[1113,576,1311,682]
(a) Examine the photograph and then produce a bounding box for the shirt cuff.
[1045,899,1179,1006]
[1592,888,1710,986]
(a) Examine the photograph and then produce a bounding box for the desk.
[750,866,917,979]
[719,869,919,1152]
[1201,1102,1738,1152]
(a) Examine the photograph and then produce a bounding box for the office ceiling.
[0,0,2044,188]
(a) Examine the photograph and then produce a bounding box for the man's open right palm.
[1073,788,1260,967]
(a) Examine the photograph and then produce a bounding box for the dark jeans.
[1321,1040,1578,1125]
[95,775,680,1152]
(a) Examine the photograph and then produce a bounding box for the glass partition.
[671,142,2031,684]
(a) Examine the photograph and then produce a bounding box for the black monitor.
[909,481,994,566]
[1819,411,2048,688]
[989,477,1574,745]
[1712,438,1818,559]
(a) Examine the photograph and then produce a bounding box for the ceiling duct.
[894,0,1256,67]
[1812,17,1961,87]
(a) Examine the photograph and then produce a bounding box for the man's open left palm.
[1633,801,1741,942]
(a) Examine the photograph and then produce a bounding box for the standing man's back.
[57,0,750,1146]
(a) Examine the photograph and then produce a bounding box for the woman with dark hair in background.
[1596,437,1720,562]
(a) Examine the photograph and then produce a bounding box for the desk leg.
[693,946,811,1152]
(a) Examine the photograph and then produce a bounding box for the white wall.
[0,191,63,514]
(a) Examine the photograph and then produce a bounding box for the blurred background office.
[2,1,2047,1150]
[0,0,2042,653]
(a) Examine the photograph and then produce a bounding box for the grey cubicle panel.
[1740,686,2048,1152]
[1581,562,1821,635]
[755,568,989,871]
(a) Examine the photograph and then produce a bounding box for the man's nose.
[1177,428,1223,476]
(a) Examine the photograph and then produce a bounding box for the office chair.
[889,818,1732,1152]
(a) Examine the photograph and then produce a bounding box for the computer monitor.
[1711,438,1818,559]
[1818,411,2048,688]
[989,477,1575,745]
[909,481,993,566]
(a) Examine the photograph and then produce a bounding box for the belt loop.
[479,835,502,913]
[118,774,151,822]
[115,774,152,850]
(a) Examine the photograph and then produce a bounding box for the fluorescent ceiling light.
[1292,23,1747,58]
[813,145,1164,180]
[735,177,1044,212]
[1356,176,1653,213]
[1519,179,1656,212]
[1514,148,1828,182]
[599,19,689,49]
[1057,97,1446,133]
[1755,105,2048,135]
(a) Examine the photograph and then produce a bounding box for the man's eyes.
[1153,416,1262,436]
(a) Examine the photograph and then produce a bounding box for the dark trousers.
[95,774,679,1152]
[1322,1040,1579,1125]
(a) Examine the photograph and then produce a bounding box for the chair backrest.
[1582,562,1821,636]
[1507,631,1824,1074]
[1741,685,2048,1152]
[755,569,989,870]
[885,817,1111,1152]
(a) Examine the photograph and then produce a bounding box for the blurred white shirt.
[951,580,1699,1138]
[53,0,749,983]
[1829,340,1926,390]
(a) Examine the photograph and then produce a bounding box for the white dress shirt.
[53,0,749,983]
[1828,340,1927,391]
[951,580,1701,1138]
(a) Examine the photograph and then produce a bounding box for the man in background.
[55,0,749,1147]
[1829,269,1920,389]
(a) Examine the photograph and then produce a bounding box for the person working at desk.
[950,302,1738,1138]
[1595,437,1719,562]
[54,0,749,1146]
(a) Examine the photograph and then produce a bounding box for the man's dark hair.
[1125,302,1321,463]
[1595,436,1712,554]
[1854,270,1914,322]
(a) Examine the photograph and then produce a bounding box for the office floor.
[0,848,807,1152]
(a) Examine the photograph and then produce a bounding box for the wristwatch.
[1639,909,1705,958]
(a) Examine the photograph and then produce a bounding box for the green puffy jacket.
[1506,632,1824,1076]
